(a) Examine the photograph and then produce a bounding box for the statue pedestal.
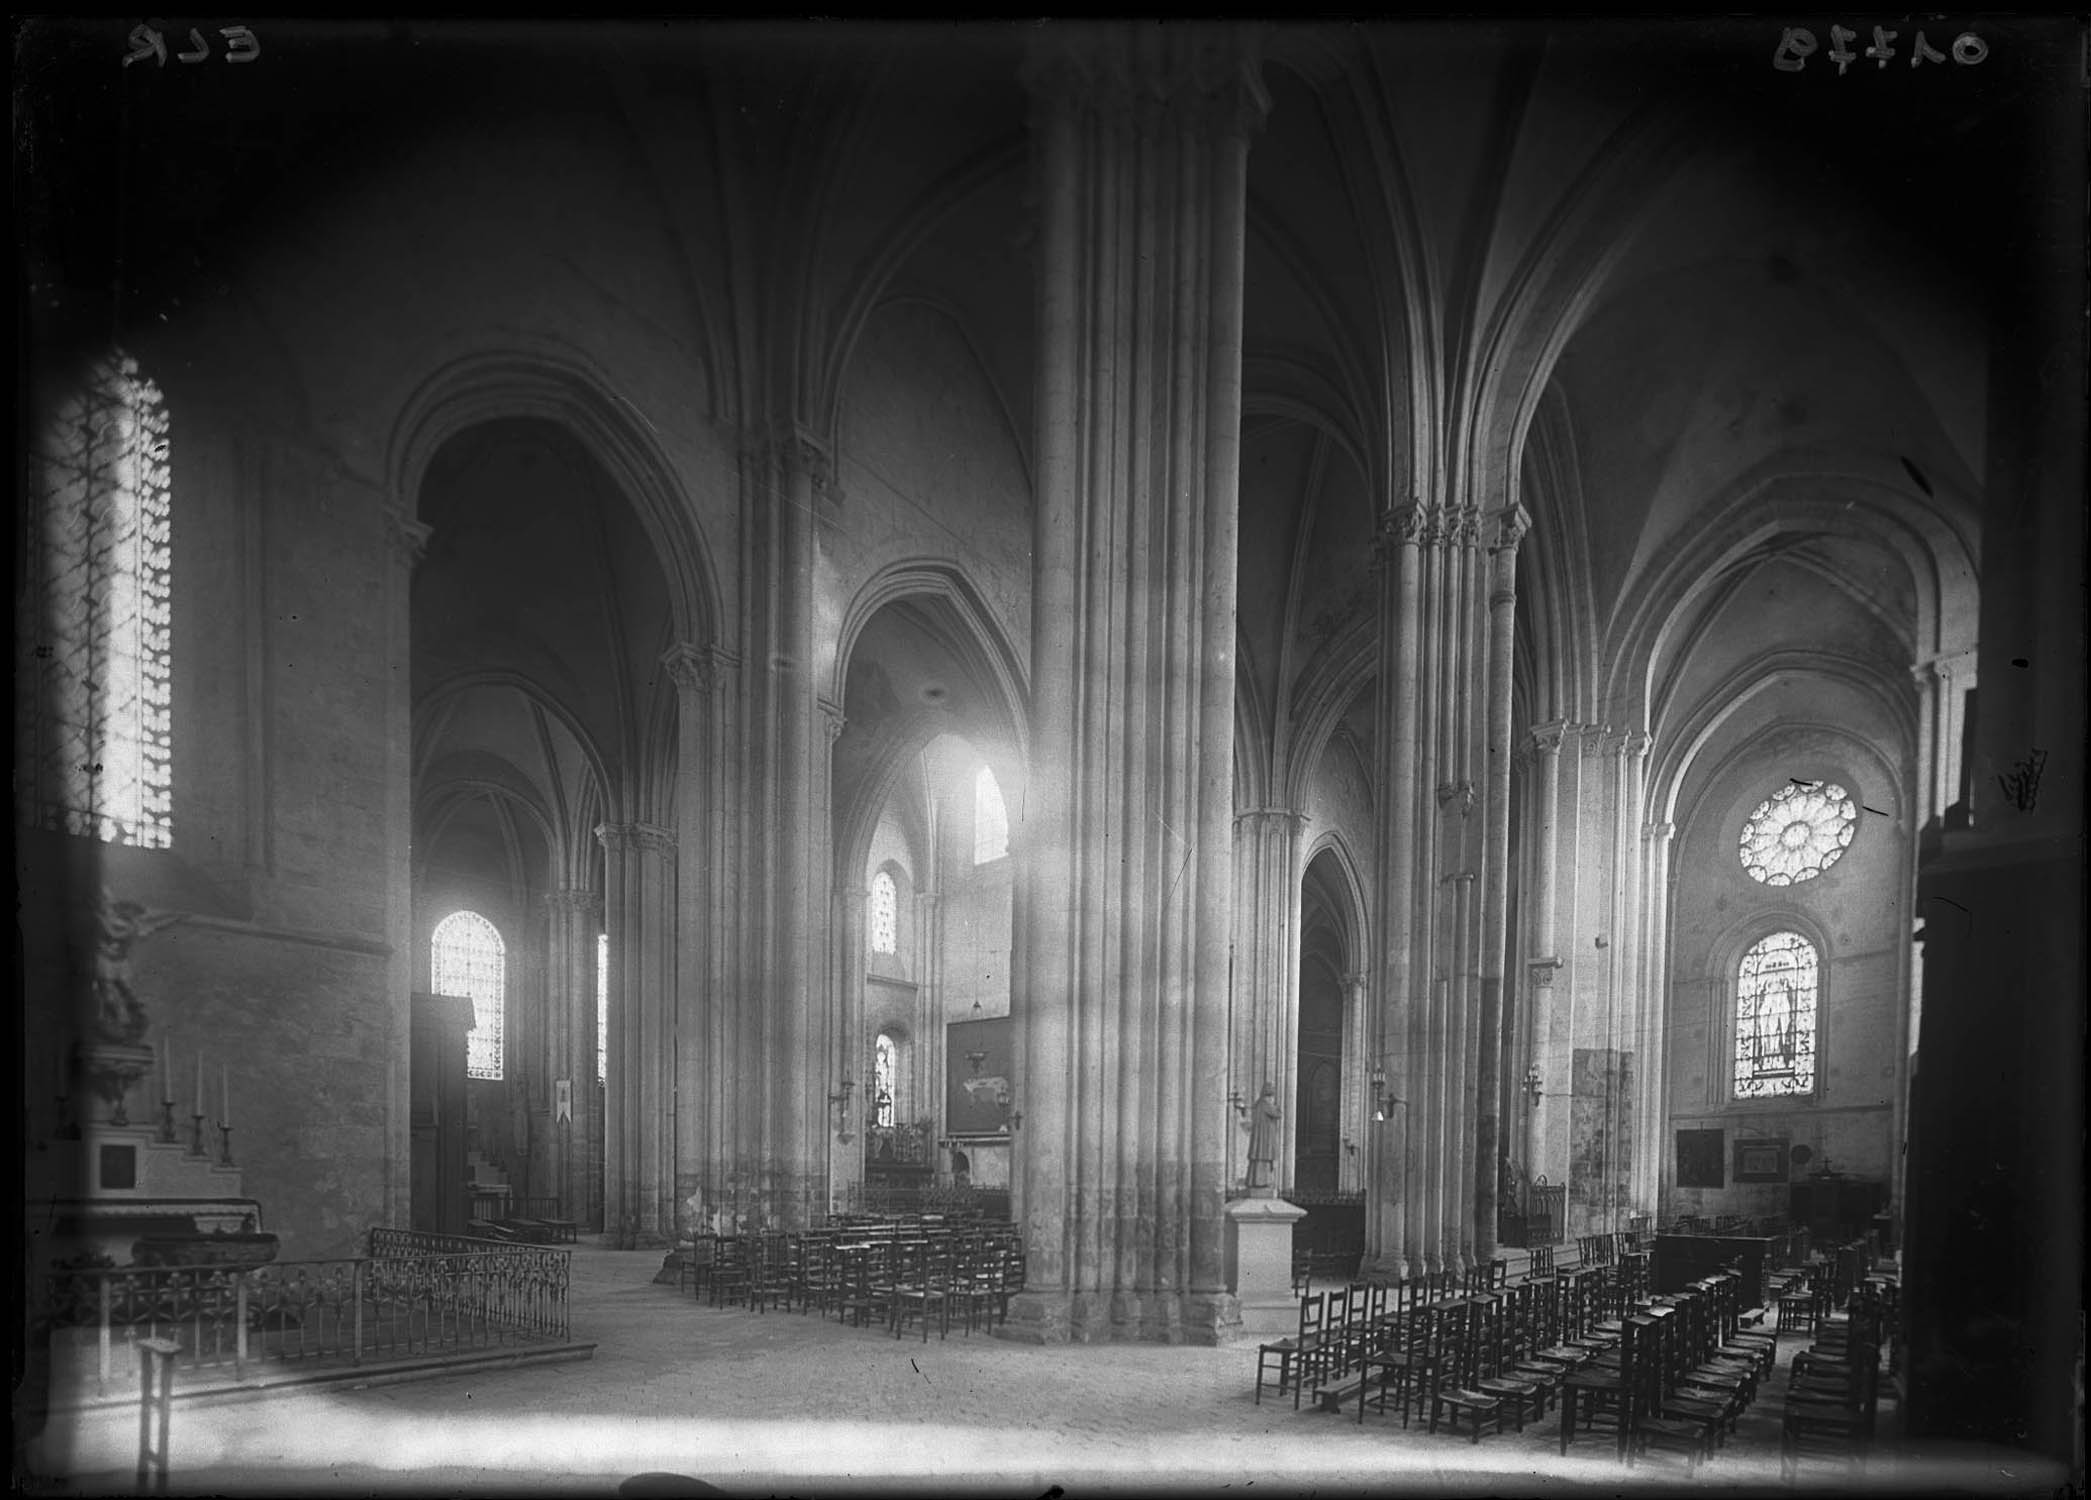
[1225,1194,1306,1338]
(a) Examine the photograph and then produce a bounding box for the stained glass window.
[974,765,1009,864]
[874,1032,897,1127]
[1734,931,1818,1100]
[433,911,505,1080]
[596,931,608,1084]
[16,352,173,848]
[1739,781,1856,885]
[869,870,898,955]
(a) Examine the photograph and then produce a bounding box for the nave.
[29,1242,2063,1498]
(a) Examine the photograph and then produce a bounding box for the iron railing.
[37,1232,571,1399]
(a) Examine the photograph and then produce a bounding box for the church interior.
[16,16,2083,1488]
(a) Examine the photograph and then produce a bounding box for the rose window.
[1739,781,1857,886]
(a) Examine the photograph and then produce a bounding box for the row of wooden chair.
[682,1225,1027,1340]
[1780,1274,1886,1479]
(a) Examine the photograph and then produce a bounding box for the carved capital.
[595,822,633,854]
[742,423,835,497]
[1613,729,1653,761]
[1491,504,1532,553]
[1644,820,1676,844]
[1022,25,1268,139]
[1373,497,1432,562]
[817,698,847,743]
[1530,719,1573,756]
[631,823,677,855]
[1435,780,1477,817]
[544,888,603,918]
[384,507,432,569]
[1449,509,1482,550]
[661,642,735,696]
[1528,958,1562,988]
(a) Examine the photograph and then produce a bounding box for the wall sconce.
[1522,1065,1544,1108]
[829,1071,856,1144]
[1369,1065,1402,1122]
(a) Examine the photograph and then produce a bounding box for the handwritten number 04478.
[1774,26,1986,73]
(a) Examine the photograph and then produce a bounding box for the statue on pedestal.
[1244,1082,1282,1195]
[91,891,184,1045]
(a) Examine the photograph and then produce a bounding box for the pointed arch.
[386,345,723,652]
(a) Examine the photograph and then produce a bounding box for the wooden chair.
[891,1239,952,1341]
[1358,1300,1442,1430]
[1468,1292,1547,1429]
[1429,1300,1510,1443]
[708,1236,750,1309]
[1256,1290,1325,1406]
[1629,1313,1714,1473]
[1558,1314,1639,1458]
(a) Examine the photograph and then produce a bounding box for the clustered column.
[597,819,677,1246]
[1010,23,1266,1343]
[1473,506,1529,1260]
[381,506,431,1230]
[660,641,739,1237]
[543,886,603,1224]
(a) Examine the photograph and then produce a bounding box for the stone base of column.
[1226,1195,1307,1339]
[996,1288,1244,1345]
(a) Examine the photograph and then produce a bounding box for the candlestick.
[194,1051,204,1115]
[217,1123,235,1168]
[160,1036,172,1102]
[221,1064,230,1127]
[156,1098,179,1144]
[189,1111,208,1158]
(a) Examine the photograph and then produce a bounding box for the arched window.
[16,351,173,848]
[1734,931,1818,1100]
[973,765,1009,864]
[596,931,609,1084]
[869,870,898,955]
[874,1032,898,1128]
[433,911,506,1081]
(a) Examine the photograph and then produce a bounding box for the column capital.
[1372,496,1433,562]
[596,821,673,855]
[1490,504,1532,554]
[1611,729,1653,761]
[544,888,603,918]
[631,822,677,856]
[1530,719,1574,755]
[1643,820,1676,844]
[1233,805,1307,830]
[1021,24,1269,139]
[661,642,736,695]
[742,422,837,499]
[817,698,847,743]
[1435,780,1477,817]
[1449,508,1483,550]
[1527,957,1562,988]
[384,506,431,569]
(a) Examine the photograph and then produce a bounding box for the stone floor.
[17,1246,2069,1497]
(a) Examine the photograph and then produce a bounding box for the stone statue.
[91,891,184,1044]
[1245,1082,1282,1191]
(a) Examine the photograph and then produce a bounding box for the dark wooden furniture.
[409,992,473,1236]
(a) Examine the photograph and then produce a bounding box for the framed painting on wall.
[1676,1128,1725,1188]
[945,1016,1014,1138]
[1733,1136,1789,1183]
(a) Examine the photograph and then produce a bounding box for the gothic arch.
[1603,462,1978,729]
[385,345,723,651]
